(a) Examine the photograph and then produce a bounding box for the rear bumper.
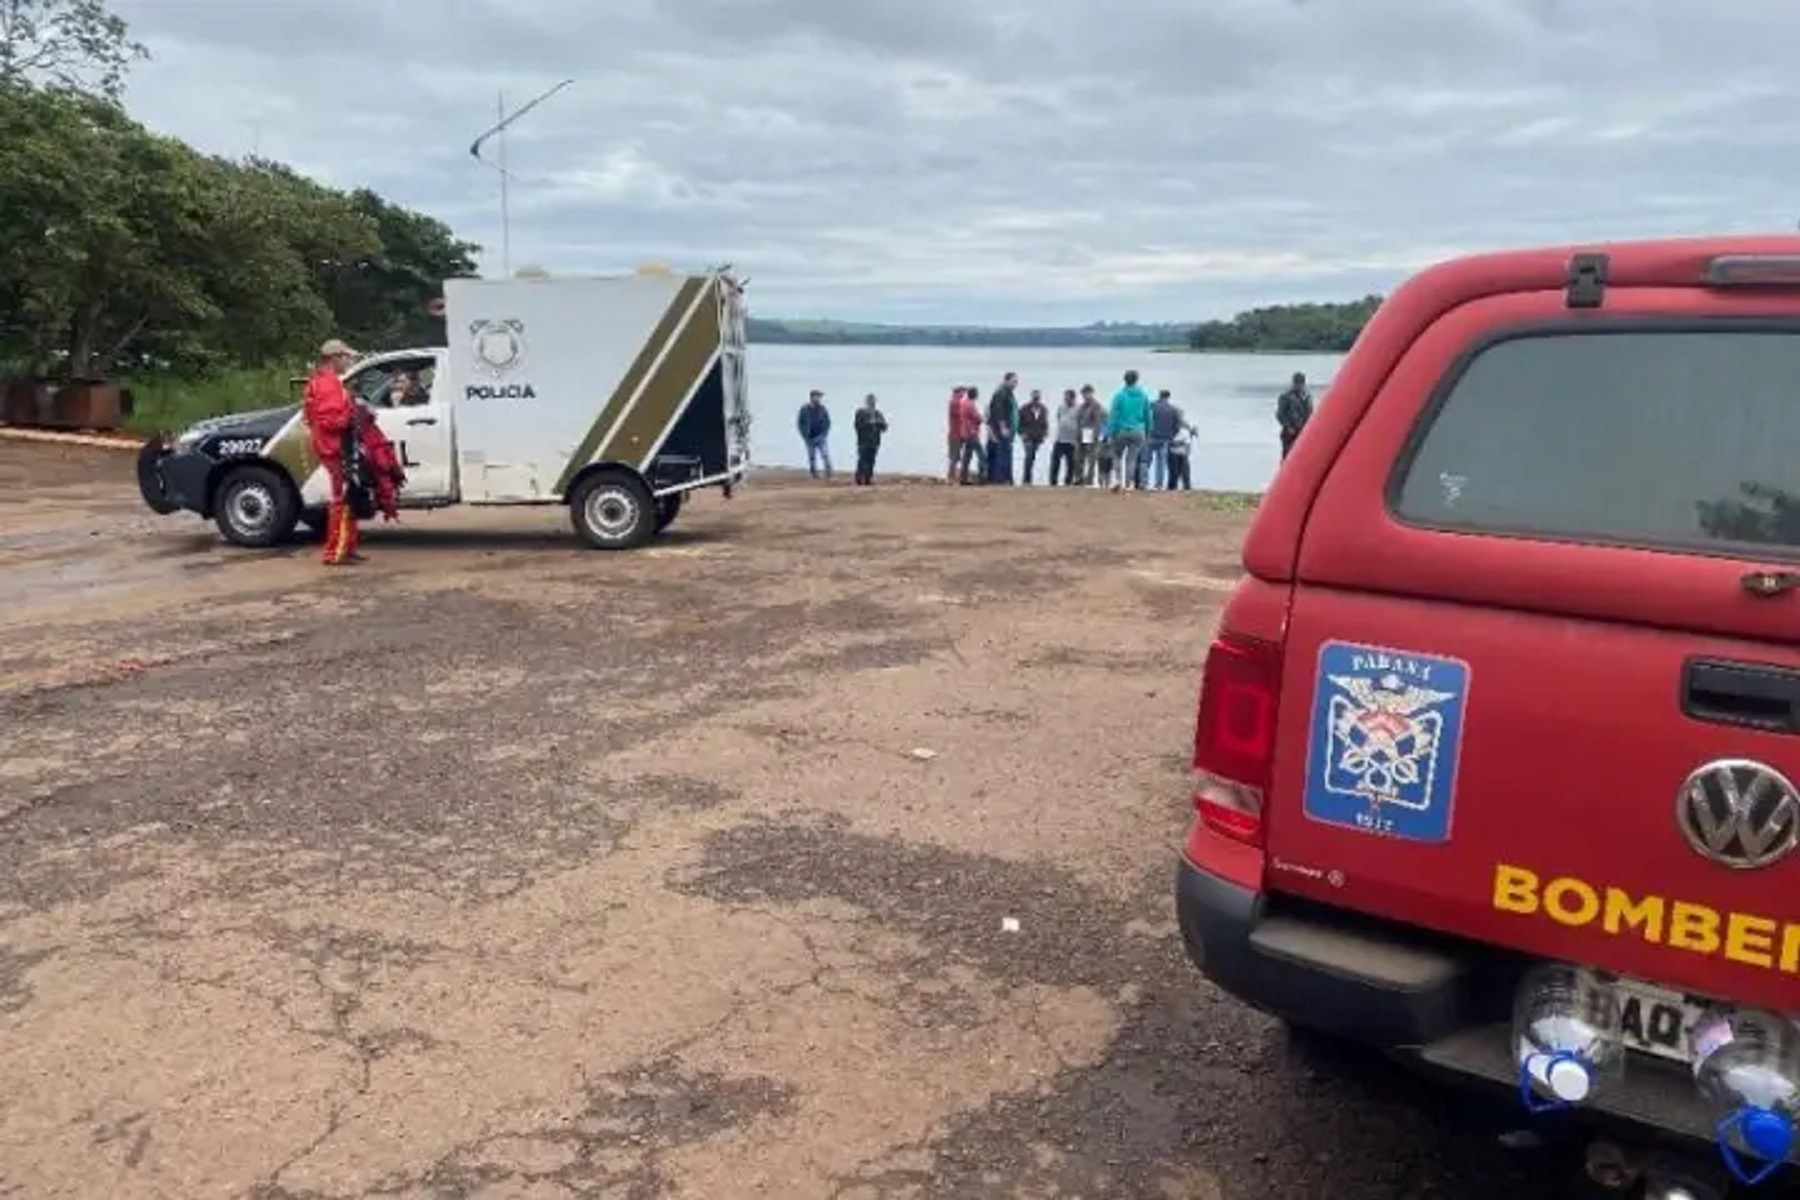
[1175,856,1724,1152]
[1175,856,1470,1046]
[136,440,211,516]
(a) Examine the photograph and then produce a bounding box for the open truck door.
[721,273,751,480]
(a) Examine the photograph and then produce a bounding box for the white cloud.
[103,0,1800,322]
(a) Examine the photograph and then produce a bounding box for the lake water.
[746,345,1344,493]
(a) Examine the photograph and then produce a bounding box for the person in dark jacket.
[797,390,832,480]
[1146,389,1185,489]
[1276,372,1313,462]
[985,372,1019,484]
[1018,389,1050,485]
[853,394,888,485]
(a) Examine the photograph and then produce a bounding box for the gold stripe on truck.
[553,276,707,495]
[264,415,318,485]
[597,279,719,469]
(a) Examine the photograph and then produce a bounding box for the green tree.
[0,0,145,100]
[1187,295,1382,353]
[0,82,481,380]
[327,188,480,350]
[0,86,219,376]
[175,157,382,373]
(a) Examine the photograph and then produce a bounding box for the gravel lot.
[0,440,1603,1199]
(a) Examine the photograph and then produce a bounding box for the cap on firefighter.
[319,338,358,359]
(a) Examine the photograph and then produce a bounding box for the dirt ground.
[0,440,1599,1200]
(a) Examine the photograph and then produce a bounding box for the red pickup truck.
[1177,236,1800,1196]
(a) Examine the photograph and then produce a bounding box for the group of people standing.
[944,370,1197,490]
[793,368,1318,489]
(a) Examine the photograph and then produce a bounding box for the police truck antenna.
[469,79,575,277]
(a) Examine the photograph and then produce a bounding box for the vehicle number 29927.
[215,438,263,457]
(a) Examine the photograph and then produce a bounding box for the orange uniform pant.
[322,459,360,564]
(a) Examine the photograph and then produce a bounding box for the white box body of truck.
[138,266,751,550]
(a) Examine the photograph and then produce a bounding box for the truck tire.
[213,464,299,548]
[655,492,683,533]
[570,472,655,550]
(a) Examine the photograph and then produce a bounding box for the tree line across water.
[748,297,1380,352]
[0,0,1381,432]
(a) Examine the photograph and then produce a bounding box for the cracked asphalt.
[0,441,1603,1199]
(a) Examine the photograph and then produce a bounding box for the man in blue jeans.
[1144,389,1185,489]
[797,389,832,480]
[985,371,1020,484]
[1107,369,1152,492]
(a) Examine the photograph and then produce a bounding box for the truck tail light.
[1192,632,1282,848]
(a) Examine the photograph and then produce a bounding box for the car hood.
[180,404,299,442]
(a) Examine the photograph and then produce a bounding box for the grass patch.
[123,366,300,434]
[1192,490,1261,513]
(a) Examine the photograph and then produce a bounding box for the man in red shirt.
[944,387,966,483]
[304,338,362,565]
[948,386,983,485]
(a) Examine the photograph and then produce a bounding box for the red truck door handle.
[1742,570,1800,597]
[1683,658,1800,735]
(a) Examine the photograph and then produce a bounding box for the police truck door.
[386,351,453,500]
[345,353,454,502]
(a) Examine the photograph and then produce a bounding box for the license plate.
[1615,978,1702,1063]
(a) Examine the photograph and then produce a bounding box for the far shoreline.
[745,464,1261,511]
[1150,346,1336,356]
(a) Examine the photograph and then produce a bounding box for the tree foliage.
[0,0,480,382]
[1187,296,1383,353]
[0,0,144,100]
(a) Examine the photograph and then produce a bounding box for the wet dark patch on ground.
[611,773,739,813]
[937,560,1069,602]
[426,1055,794,1200]
[0,585,931,910]
[579,1053,798,1156]
[1019,645,1167,673]
[1130,578,1211,622]
[685,819,1596,1200]
[252,1055,795,1200]
[923,704,1031,728]
[833,957,1598,1200]
[0,943,49,1013]
[676,817,1149,991]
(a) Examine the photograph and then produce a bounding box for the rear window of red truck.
[1386,327,1800,558]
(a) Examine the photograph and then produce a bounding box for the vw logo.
[1676,759,1800,869]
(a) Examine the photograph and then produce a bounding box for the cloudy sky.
[109,0,1800,325]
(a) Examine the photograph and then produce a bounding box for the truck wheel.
[654,492,683,533]
[570,472,654,550]
[136,438,179,514]
[213,465,299,548]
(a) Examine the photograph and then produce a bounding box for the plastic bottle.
[1691,1007,1800,1186]
[1511,963,1625,1114]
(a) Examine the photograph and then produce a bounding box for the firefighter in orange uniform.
[305,338,362,565]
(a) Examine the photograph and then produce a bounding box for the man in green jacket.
[1106,369,1152,492]
[985,371,1020,484]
